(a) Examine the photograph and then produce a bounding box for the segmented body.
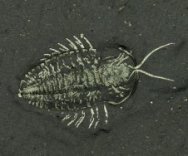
[21,57,136,110]
[18,34,137,128]
[18,34,174,129]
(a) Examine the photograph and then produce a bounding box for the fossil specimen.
[18,34,174,128]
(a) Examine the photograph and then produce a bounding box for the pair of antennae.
[133,43,175,82]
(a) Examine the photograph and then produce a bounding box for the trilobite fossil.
[18,34,174,128]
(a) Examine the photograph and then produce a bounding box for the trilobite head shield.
[106,43,175,105]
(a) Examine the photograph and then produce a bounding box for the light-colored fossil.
[18,34,174,129]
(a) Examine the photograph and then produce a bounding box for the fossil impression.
[18,34,174,128]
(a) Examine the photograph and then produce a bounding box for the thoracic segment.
[59,103,108,129]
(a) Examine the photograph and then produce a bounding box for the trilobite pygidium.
[18,34,174,129]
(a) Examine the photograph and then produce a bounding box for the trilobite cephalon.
[18,34,174,128]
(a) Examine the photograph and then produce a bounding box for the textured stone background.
[0,0,188,155]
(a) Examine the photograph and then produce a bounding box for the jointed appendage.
[131,43,175,82]
[135,43,175,69]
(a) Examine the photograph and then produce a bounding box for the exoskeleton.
[18,34,174,128]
